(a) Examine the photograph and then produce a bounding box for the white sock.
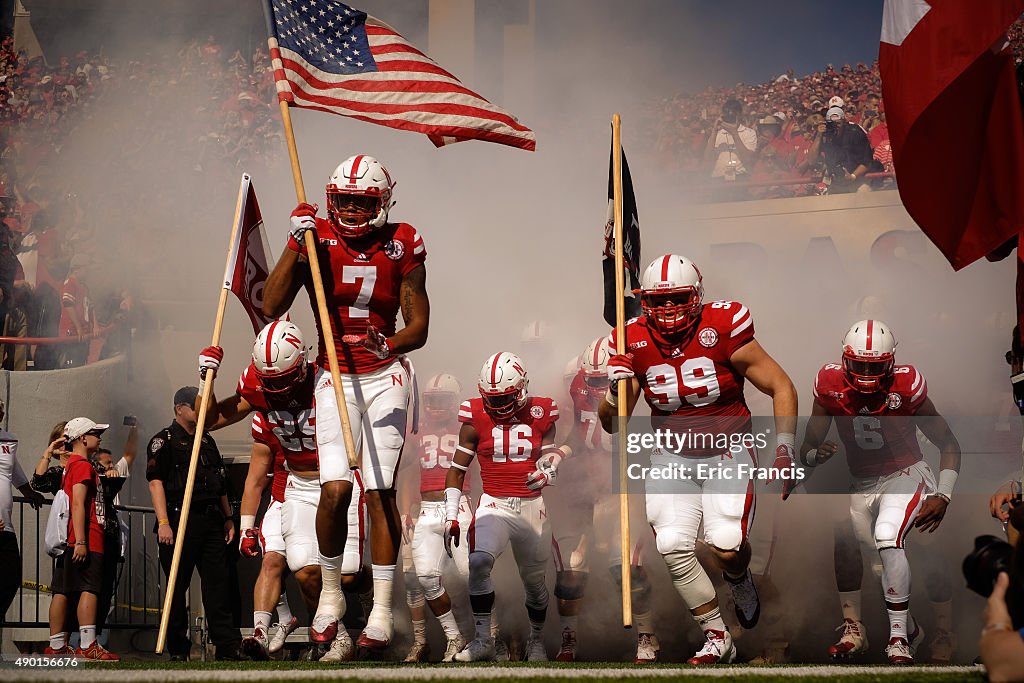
[254,610,272,632]
[530,618,544,639]
[49,633,66,650]
[888,608,909,640]
[839,590,862,622]
[560,615,578,633]
[276,593,293,624]
[474,611,493,641]
[79,625,96,649]
[368,564,395,629]
[695,606,726,634]
[932,599,953,632]
[437,609,461,640]
[316,553,346,619]
[411,618,427,644]
[490,616,499,639]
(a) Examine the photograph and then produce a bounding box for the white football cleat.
[454,637,496,662]
[555,628,576,662]
[829,619,868,659]
[635,632,660,664]
[885,637,913,665]
[442,635,466,663]
[240,628,270,660]
[268,617,299,654]
[525,636,548,662]
[403,641,430,663]
[928,629,957,663]
[687,629,736,665]
[319,629,355,662]
[725,570,760,629]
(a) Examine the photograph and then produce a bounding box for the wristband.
[455,445,475,457]
[75,541,87,546]
[158,519,169,526]
[800,449,819,468]
[982,622,1013,636]
[776,432,795,451]
[449,461,469,472]
[286,233,308,255]
[240,515,256,530]
[444,487,461,521]
[605,390,618,407]
[937,469,958,500]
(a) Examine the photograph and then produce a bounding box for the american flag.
[263,0,536,151]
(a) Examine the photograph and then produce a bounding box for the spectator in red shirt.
[58,254,91,368]
[46,417,119,661]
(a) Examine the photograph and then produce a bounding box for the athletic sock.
[474,611,493,641]
[49,633,66,650]
[367,564,395,630]
[316,553,346,619]
[695,605,727,634]
[275,593,293,624]
[560,615,578,633]
[79,625,96,650]
[932,599,953,633]
[437,609,460,640]
[411,618,427,645]
[254,610,272,632]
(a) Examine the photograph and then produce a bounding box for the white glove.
[290,214,316,242]
[607,353,635,384]
[525,450,563,491]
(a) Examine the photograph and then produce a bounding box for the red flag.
[261,0,535,151]
[879,0,1024,270]
[224,174,277,334]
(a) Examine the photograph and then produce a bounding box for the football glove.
[768,443,798,501]
[443,519,461,558]
[198,345,223,379]
[286,203,318,253]
[239,527,265,557]
[525,451,563,491]
[607,353,635,384]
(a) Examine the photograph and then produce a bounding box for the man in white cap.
[805,105,874,193]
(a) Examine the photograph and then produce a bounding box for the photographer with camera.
[969,485,1024,681]
[803,105,875,193]
[705,98,758,183]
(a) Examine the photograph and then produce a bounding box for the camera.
[123,415,137,427]
[964,534,1024,628]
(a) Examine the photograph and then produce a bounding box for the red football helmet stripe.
[348,155,364,183]
[490,354,502,386]
[661,255,672,281]
[866,319,874,351]
[266,320,280,365]
[592,341,601,366]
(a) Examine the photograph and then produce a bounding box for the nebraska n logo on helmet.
[639,254,704,337]
[326,154,397,238]
[478,351,529,421]
[253,320,310,394]
[841,319,897,393]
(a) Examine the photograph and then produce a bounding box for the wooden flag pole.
[612,113,633,628]
[155,179,246,654]
[277,99,359,471]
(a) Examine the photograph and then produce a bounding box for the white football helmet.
[478,351,529,421]
[640,254,704,336]
[580,336,611,390]
[841,319,897,393]
[326,154,396,238]
[252,320,308,394]
[423,372,462,422]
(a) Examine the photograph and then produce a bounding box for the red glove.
[198,345,223,378]
[286,203,318,254]
[239,527,265,557]
[443,519,461,558]
[402,513,416,544]
[607,353,635,385]
[768,443,798,501]
[341,324,391,360]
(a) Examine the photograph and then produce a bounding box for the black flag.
[603,140,642,327]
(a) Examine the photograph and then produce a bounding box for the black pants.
[97,529,121,636]
[157,509,239,656]
[0,531,20,618]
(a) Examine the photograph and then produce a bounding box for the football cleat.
[75,643,120,661]
[725,569,761,629]
[885,637,914,665]
[442,635,466,662]
[555,627,577,662]
[908,620,925,656]
[928,629,957,664]
[687,629,736,665]
[525,636,548,662]
[454,637,496,662]
[358,609,393,650]
[319,629,355,663]
[829,619,868,659]
[493,637,510,662]
[268,617,300,654]
[240,628,270,660]
[310,614,339,644]
[635,632,660,664]
[403,641,430,663]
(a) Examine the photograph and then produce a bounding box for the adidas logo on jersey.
[859,406,871,414]
[486,502,497,509]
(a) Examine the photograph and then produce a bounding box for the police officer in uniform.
[146,386,243,661]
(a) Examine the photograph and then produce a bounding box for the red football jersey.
[611,302,755,456]
[569,371,612,454]
[458,396,559,498]
[813,363,928,478]
[415,418,471,494]
[306,220,426,374]
[238,362,320,502]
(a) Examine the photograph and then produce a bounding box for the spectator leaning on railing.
[0,398,44,620]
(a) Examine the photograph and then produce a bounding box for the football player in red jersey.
[598,254,798,665]
[197,322,371,662]
[442,352,566,662]
[398,373,472,662]
[264,155,429,649]
[551,337,661,663]
[800,320,961,665]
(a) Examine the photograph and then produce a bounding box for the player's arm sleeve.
[906,367,928,411]
[400,227,427,276]
[457,400,474,425]
[724,302,755,355]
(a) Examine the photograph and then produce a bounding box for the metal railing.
[2,495,161,630]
